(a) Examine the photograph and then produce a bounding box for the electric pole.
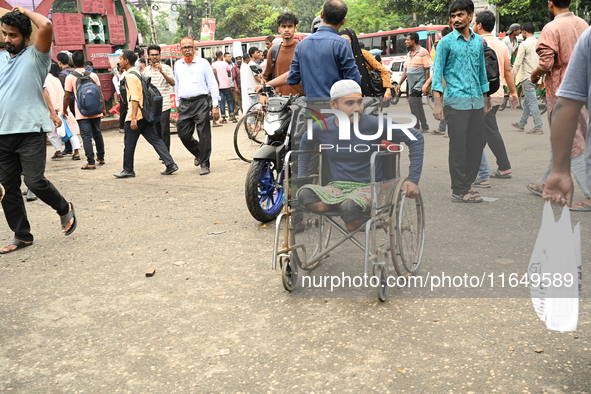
[146,0,158,44]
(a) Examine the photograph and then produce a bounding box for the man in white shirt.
[511,22,543,133]
[211,50,236,123]
[240,49,263,110]
[143,44,175,152]
[174,37,220,175]
[502,23,521,63]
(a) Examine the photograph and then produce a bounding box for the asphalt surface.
[1,102,590,393]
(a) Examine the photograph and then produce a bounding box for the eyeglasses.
[180,46,195,51]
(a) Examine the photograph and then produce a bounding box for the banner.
[200,18,216,42]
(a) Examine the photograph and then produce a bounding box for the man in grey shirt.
[543,26,591,210]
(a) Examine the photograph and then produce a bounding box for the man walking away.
[511,22,543,134]
[263,12,300,97]
[144,44,175,152]
[262,0,360,99]
[0,7,76,254]
[473,10,518,186]
[543,26,591,211]
[396,31,432,133]
[56,51,75,155]
[113,50,178,178]
[432,0,490,203]
[212,50,236,123]
[174,37,220,175]
[527,0,590,209]
[63,51,106,170]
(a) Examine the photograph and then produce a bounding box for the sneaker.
[26,189,38,201]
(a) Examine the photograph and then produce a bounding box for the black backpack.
[126,71,163,123]
[483,42,500,95]
[268,44,281,80]
[119,77,127,105]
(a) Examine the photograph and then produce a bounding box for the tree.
[291,0,323,33]
[131,5,151,44]
[50,0,78,14]
[154,11,175,44]
[384,0,449,25]
[345,0,404,33]
[217,0,279,38]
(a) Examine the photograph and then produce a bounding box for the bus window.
[419,38,427,49]
[371,37,382,51]
[359,37,371,50]
[395,34,406,55]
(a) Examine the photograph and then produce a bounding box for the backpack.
[126,71,163,123]
[71,71,103,117]
[268,44,281,80]
[483,42,500,95]
[119,77,127,105]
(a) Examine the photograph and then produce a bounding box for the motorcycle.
[244,86,304,223]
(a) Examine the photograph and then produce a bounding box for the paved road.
[1,103,589,393]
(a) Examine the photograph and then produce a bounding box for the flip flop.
[452,193,483,203]
[212,124,223,128]
[472,180,491,188]
[61,202,77,236]
[0,239,33,254]
[526,183,543,197]
[511,122,524,131]
[570,201,591,212]
[490,169,512,179]
[431,129,446,135]
[526,129,543,134]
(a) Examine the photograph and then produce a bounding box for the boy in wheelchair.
[296,80,424,232]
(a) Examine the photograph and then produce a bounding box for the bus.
[357,25,448,69]
[160,33,308,61]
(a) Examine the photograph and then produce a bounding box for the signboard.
[52,14,85,45]
[80,0,105,15]
[85,44,114,68]
[200,18,216,42]
[107,15,126,45]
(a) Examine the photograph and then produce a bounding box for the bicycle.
[233,100,267,163]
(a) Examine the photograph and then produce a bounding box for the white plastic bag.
[529,201,581,332]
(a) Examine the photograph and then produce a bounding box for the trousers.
[177,96,212,169]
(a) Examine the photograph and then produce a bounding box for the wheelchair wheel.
[290,212,331,271]
[281,255,298,292]
[373,263,389,302]
[245,159,284,223]
[390,181,425,275]
[234,111,265,163]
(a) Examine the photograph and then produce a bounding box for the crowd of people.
[1,0,591,252]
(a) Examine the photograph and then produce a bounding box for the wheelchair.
[271,148,425,301]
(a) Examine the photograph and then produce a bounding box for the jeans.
[219,87,234,117]
[438,119,447,132]
[123,119,174,173]
[444,106,486,195]
[232,88,242,115]
[77,117,104,166]
[177,96,212,168]
[518,80,543,130]
[154,109,171,152]
[0,132,69,242]
[409,90,429,130]
[478,150,490,181]
[484,105,511,171]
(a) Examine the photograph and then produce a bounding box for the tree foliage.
[217,0,280,38]
[345,0,405,33]
[154,12,176,45]
[131,5,151,43]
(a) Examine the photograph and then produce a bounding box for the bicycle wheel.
[390,180,425,275]
[234,111,265,163]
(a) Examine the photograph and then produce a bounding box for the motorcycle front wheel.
[245,160,285,223]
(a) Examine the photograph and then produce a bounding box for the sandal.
[490,169,512,179]
[526,129,543,134]
[526,183,543,197]
[511,122,524,131]
[431,129,445,135]
[97,158,105,165]
[452,193,483,203]
[60,202,77,236]
[570,201,591,212]
[472,179,491,188]
[220,118,227,124]
[0,239,33,254]
[72,155,81,161]
[51,153,64,160]
[81,164,96,170]
[230,116,238,123]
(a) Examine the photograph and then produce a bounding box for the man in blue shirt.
[260,0,360,98]
[0,7,76,254]
[432,0,490,203]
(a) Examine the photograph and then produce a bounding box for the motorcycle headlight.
[264,113,281,135]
